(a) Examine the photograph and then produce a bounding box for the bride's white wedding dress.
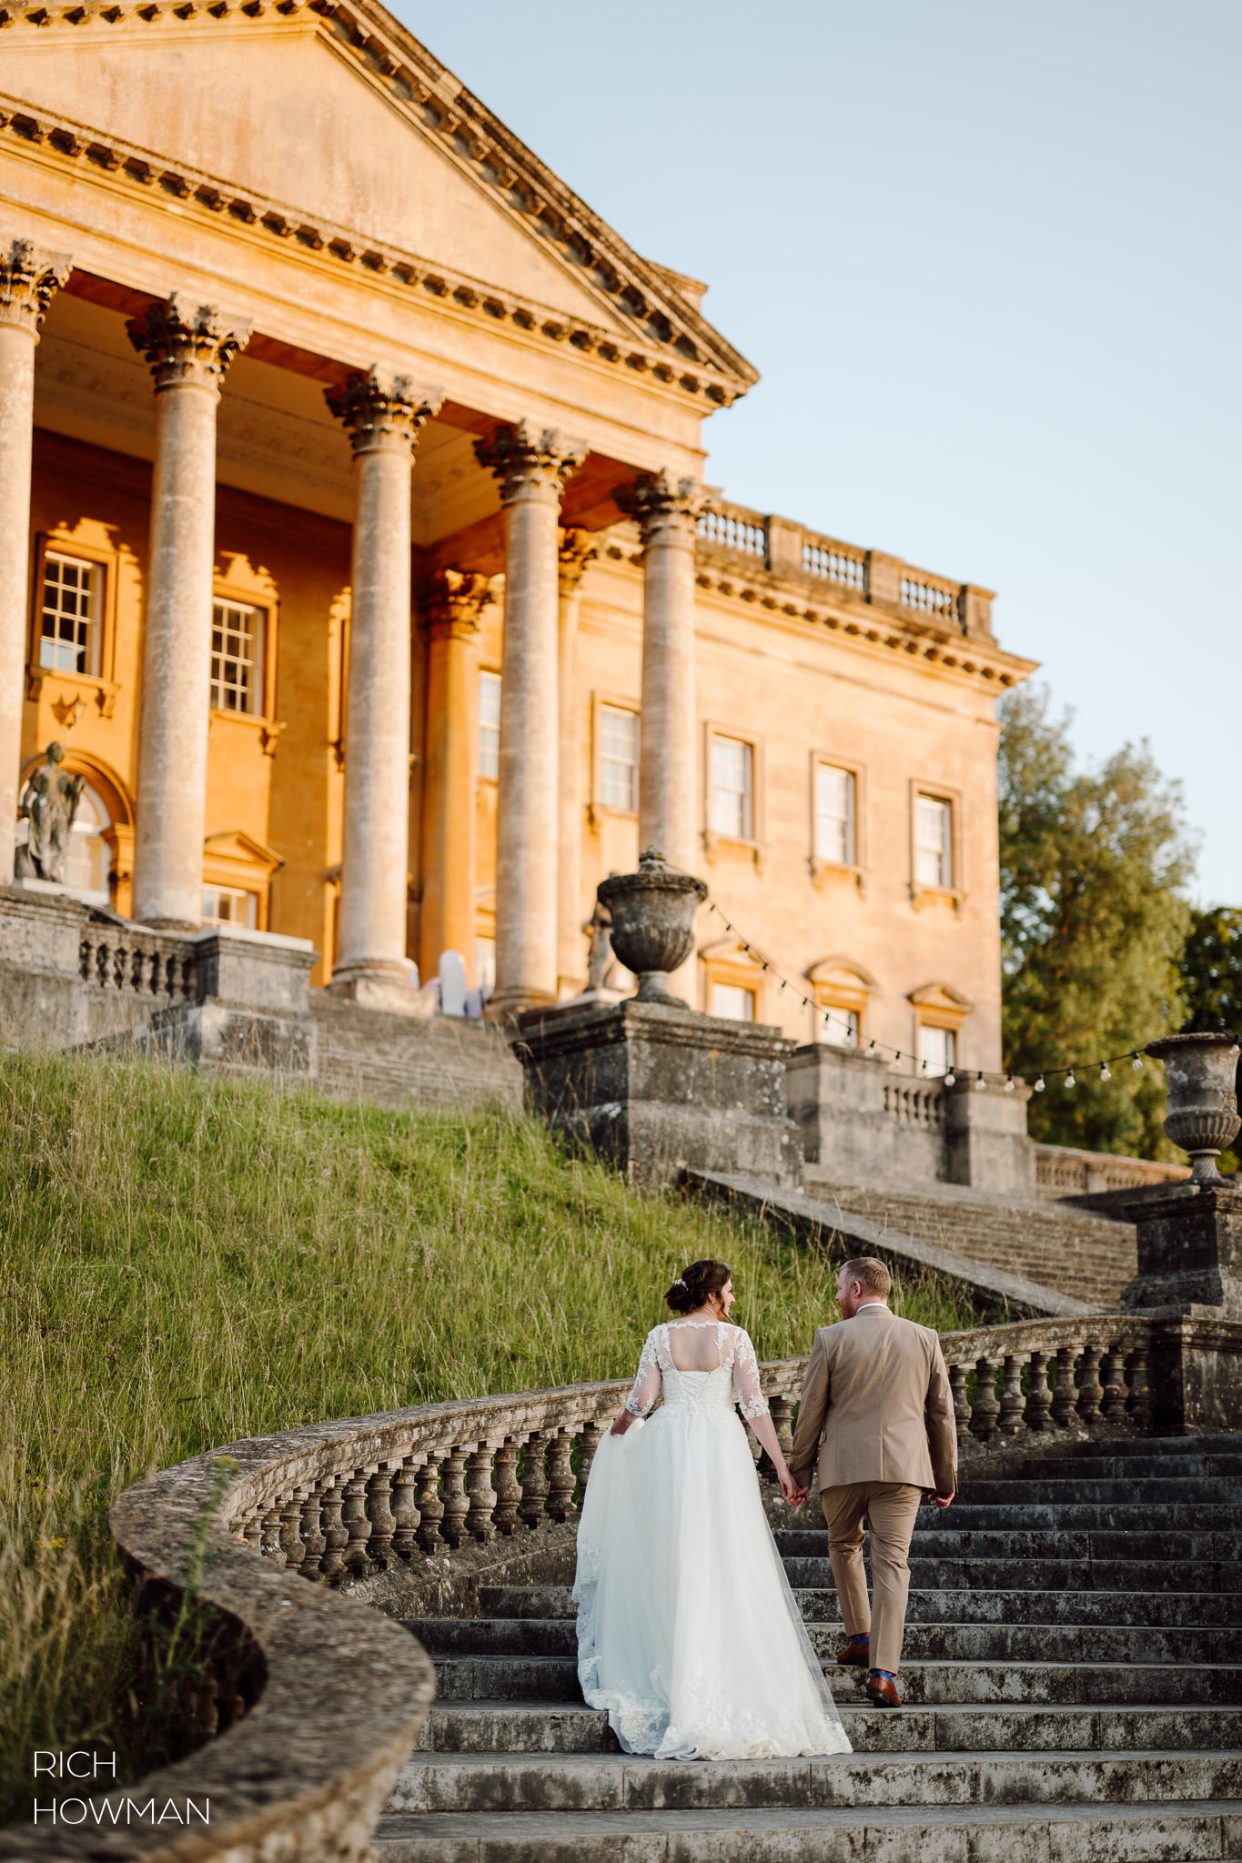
[573,1318,852,1761]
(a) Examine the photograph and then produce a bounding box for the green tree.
[998,684,1196,1159]
[1178,904,1242,1173]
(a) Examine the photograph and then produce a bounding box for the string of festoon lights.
[703,899,1152,1096]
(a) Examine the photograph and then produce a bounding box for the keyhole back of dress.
[666,1319,726,1373]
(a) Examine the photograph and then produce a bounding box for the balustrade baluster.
[998,1355,1025,1437]
[949,1363,970,1439]
[1075,1342,1103,1427]
[440,1446,470,1547]
[366,1464,397,1568]
[492,1437,522,1535]
[319,1475,348,1582]
[279,1490,306,1574]
[242,1513,262,1550]
[770,1394,794,1463]
[1050,1345,1076,1428]
[466,1443,498,1542]
[414,1459,444,1553]
[299,1482,327,1579]
[392,1458,419,1560]
[79,939,90,981]
[1125,1346,1152,1431]
[520,1431,549,1528]
[1024,1351,1052,1432]
[575,1422,601,1504]
[260,1506,284,1559]
[95,945,109,986]
[546,1429,576,1521]
[970,1358,1000,1441]
[1100,1341,1127,1424]
[341,1469,374,1578]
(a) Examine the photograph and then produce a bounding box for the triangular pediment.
[204,829,284,876]
[0,1,756,393]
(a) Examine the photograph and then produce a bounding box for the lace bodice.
[624,1321,770,1420]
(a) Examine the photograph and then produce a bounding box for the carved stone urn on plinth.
[596,847,708,1009]
[1146,1031,1241,1184]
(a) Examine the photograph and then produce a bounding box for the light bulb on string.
[1034,1075,1046,1092]
[1132,1052,1144,1071]
[867,1040,876,1054]
[1004,1075,1016,1093]
[974,1071,987,1091]
[1064,1068,1076,1090]
[943,1069,956,1087]
[1099,1063,1112,1083]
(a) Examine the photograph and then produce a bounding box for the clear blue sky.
[394,1,1240,907]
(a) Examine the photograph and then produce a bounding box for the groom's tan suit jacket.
[788,1304,957,1496]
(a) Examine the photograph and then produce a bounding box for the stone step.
[938,1478,1242,1503]
[387,1745,1242,1810]
[780,1555,1242,1592]
[1025,1434,1242,1460]
[409,1616,1242,1666]
[427,1662,1242,1751]
[836,1503,1242,1530]
[373,1800,1242,1863]
[1007,1455,1242,1482]
[472,1583,1241,1626]
[773,1528,1237,1560]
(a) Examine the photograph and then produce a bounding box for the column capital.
[558,528,597,596]
[615,469,705,542]
[474,421,586,504]
[325,366,444,457]
[126,292,252,392]
[0,238,73,338]
[422,568,495,642]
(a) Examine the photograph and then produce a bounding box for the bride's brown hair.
[665,1258,731,1315]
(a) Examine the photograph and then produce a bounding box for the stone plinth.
[786,1043,916,1177]
[516,998,803,1189]
[943,1076,1035,1194]
[1119,1179,1242,1317]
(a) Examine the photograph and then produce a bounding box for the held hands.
[779,1469,810,1507]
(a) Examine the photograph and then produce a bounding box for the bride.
[573,1257,852,1761]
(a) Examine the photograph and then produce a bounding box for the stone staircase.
[804,1175,1139,1309]
[311,995,524,1112]
[371,1435,1242,1860]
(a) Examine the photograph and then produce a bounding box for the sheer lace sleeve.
[624,1327,662,1417]
[731,1327,770,1420]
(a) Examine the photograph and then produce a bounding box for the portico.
[0,0,1034,1067]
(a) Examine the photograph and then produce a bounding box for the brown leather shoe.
[865,1673,903,1708]
[836,1637,871,1666]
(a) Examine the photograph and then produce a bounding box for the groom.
[788,1256,957,1708]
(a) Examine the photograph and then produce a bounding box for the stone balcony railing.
[12,1307,1228,1860]
[1034,1141,1190,1200]
[696,500,995,640]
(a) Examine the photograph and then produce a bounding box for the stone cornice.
[0,1,757,403]
[691,554,1036,689]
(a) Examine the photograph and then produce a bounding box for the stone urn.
[1145,1031,1241,1184]
[596,847,708,1009]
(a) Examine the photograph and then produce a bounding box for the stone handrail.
[5,1312,1186,1857]
[696,499,994,638]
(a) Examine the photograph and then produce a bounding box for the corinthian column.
[556,530,596,995]
[0,239,72,886]
[419,568,493,984]
[474,422,585,1015]
[127,294,251,926]
[326,367,443,1005]
[616,471,703,878]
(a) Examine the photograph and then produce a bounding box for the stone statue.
[583,898,614,992]
[15,743,84,885]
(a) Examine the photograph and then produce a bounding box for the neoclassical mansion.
[0,0,1034,1071]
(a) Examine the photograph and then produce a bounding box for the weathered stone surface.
[516,998,803,1188]
[1120,1181,1242,1316]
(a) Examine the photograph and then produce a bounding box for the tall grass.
[0,1052,978,1822]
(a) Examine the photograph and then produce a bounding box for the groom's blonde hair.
[840,1257,891,1298]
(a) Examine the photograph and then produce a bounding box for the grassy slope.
[0,1052,978,1821]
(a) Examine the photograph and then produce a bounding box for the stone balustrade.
[697,499,994,638]
[78,919,199,1004]
[882,1079,945,1130]
[12,1306,1233,1857]
[1035,1141,1190,1200]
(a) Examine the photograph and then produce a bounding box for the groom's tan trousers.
[822,1480,923,1675]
